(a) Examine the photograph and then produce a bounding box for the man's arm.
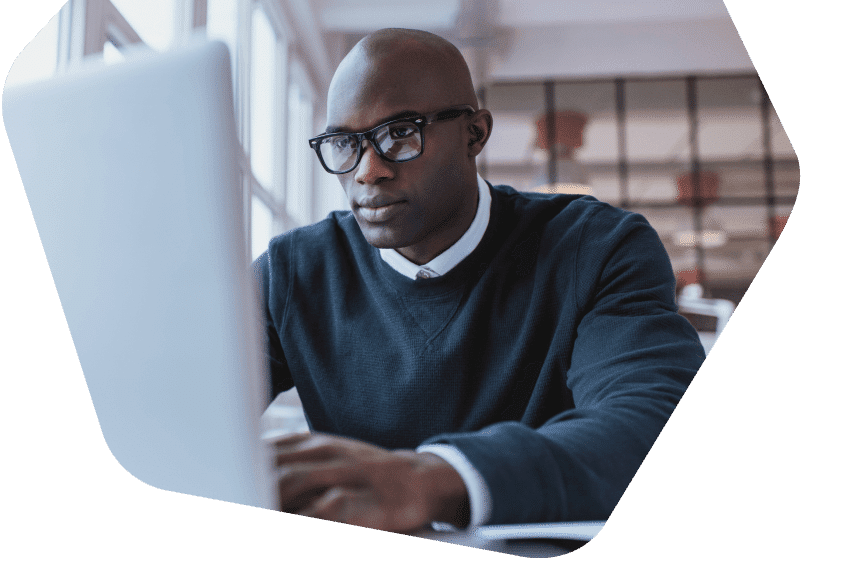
[259,210,704,529]
[422,210,705,523]
[255,248,471,532]
[253,251,295,404]
[271,432,470,532]
[256,237,476,532]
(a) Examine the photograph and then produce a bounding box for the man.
[254,28,705,533]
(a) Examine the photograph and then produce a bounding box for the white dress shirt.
[378,174,493,528]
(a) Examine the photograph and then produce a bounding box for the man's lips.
[356,195,403,209]
[355,198,406,223]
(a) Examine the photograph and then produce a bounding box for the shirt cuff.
[416,443,492,529]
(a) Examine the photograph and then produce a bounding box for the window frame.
[47,0,333,262]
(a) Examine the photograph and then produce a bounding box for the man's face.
[324,53,479,265]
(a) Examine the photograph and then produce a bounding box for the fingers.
[297,487,388,530]
[280,486,328,514]
[295,487,431,533]
[273,433,364,512]
[269,433,436,532]
[262,430,311,444]
[297,487,363,524]
[272,433,356,467]
[277,461,362,510]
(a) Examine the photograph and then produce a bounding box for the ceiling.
[303,0,752,85]
[316,0,732,32]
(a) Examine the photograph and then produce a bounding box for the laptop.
[3,40,275,509]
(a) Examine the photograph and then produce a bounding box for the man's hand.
[271,432,470,533]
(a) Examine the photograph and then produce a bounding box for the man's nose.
[354,141,394,185]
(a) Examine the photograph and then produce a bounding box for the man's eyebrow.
[324,110,421,135]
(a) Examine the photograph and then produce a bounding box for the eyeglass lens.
[319,121,422,173]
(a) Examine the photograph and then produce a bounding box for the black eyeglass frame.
[308,105,476,175]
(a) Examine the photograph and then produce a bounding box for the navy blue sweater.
[254,184,705,525]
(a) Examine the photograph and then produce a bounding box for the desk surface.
[418,532,577,557]
[260,406,604,558]
[416,521,605,558]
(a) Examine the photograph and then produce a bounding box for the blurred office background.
[7,0,798,351]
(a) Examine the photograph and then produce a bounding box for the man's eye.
[329,136,355,150]
[388,125,415,140]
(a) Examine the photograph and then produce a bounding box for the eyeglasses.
[308,105,475,175]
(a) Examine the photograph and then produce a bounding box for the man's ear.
[467,109,493,156]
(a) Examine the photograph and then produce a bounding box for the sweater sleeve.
[422,210,706,524]
[253,249,295,404]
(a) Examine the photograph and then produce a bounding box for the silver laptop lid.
[3,40,273,509]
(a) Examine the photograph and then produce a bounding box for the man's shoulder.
[488,183,644,237]
[256,210,365,284]
[267,210,360,255]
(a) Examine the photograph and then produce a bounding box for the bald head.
[326,29,479,131]
[357,29,477,106]
[321,28,493,265]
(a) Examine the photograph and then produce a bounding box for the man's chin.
[360,230,408,250]
[355,219,414,251]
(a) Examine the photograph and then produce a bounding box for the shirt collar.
[379,174,491,280]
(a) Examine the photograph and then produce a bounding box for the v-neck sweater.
[254,183,705,524]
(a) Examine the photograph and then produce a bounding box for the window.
[481,74,800,306]
[6,10,61,87]
[251,195,274,260]
[206,0,239,87]
[285,59,314,227]
[10,0,331,264]
[249,4,275,192]
[110,0,178,51]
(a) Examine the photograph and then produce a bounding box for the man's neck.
[378,174,491,280]
[395,193,479,266]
